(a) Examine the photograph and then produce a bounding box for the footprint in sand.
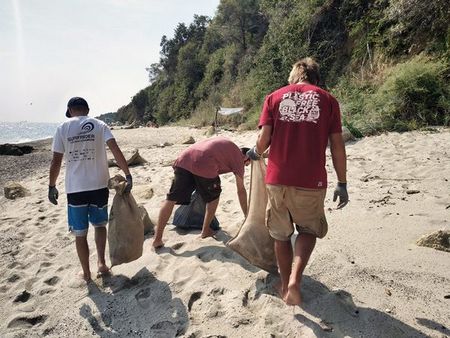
[13,290,31,303]
[150,320,179,336]
[135,287,152,308]
[39,287,56,296]
[7,261,22,269]
[242,289,250,307]
[44,251,56,258]
[171,242,185,250]
[7,315,48,329]
[7,274,21,283]
[40,262,52,268]
[188,291,203,312]
[43,276,60,286]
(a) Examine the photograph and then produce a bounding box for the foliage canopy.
[112,0,450,134]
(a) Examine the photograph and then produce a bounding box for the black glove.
[246,146,261,161]
[48,185,59,205]
[333,182,348,209]
[124,174,133,193]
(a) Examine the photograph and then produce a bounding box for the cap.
[66,97,89,118]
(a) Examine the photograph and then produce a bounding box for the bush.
[367,56,450,131]
[337,56,450,134]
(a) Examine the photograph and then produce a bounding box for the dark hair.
[70,105,89,114]
[240,147,250,157]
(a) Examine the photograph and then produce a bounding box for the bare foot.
[152,239,164,249]
[200,229,217,239]
[284,285,302,306]
[78,270,91,282]
[97,263,110,278]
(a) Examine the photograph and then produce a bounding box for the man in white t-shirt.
[48,97,132,282]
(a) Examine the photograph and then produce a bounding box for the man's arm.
[329,132,348,208]
[107,138,130,176]
[48,152,63,205]
[235,175,247,216]
[329,133,347,183]
[49,152,63,186]
[256,125,272,155]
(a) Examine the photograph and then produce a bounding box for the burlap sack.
[227,160,278,274]
[108,175,144,267]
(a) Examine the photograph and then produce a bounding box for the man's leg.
[200,197,219,238]
[274,239,293,300]
[94,226,109,275]
[152,200,176,248]
[75,235,91,281]
[285,233,316,305]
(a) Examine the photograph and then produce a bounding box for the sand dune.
[0,126,449,337]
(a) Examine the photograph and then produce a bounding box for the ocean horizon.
[0,121,60,144]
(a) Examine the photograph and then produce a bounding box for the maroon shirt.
[174,136,245,178]
[259,83,342,189]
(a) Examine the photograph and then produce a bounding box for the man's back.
[174,136,245,179]
[52,116,114,193]
[259,83,342,189]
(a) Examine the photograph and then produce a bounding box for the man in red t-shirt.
[247,57,348,305]
[152,137,250,249]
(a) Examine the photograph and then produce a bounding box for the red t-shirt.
[258,83,342,189]
[174,136,245,178]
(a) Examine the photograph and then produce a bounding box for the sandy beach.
[0,126,449,337]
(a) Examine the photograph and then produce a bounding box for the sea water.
[0,121,60,144]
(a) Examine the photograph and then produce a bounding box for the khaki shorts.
[266,184,328,241]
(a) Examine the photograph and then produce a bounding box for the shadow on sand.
[253,275,433,338]
[79,268,188,337]
[157,228,260,274]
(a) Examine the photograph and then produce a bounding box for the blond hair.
[288,57,320,85]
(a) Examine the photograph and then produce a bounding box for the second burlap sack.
[108,175,144,267]
[227,160,277,274]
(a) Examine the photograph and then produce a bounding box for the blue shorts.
[67,188,109,237]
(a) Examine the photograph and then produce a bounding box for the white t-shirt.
[52,116,114,194]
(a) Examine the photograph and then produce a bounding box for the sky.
[0,0,220,123]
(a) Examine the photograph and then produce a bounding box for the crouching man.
[152,136,250,249]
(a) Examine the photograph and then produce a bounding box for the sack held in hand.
[227,160,277,274]
[108,175,144,267]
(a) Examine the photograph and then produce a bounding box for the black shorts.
[67,187,109,207]
[167,167,221,204]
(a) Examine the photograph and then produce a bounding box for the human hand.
[124,174,133,193]
[48,186,59,205]
[333,182,348,209]
[246,146,261,161]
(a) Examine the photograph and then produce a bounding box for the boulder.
[181,136,195,145]
[0,144,33,156]
[416,230,450,252]
[158,142,173,148]
[123,121,137,129]
[133,186,154,200]
[109,149,147,167]
[342,126,355,143]
[146,121,159,128]
[4,182,29,199]
[108,159,118,167]
[205,126,215,136]
[126,150,147,166]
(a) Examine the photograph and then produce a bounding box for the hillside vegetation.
[113,0,450,135]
